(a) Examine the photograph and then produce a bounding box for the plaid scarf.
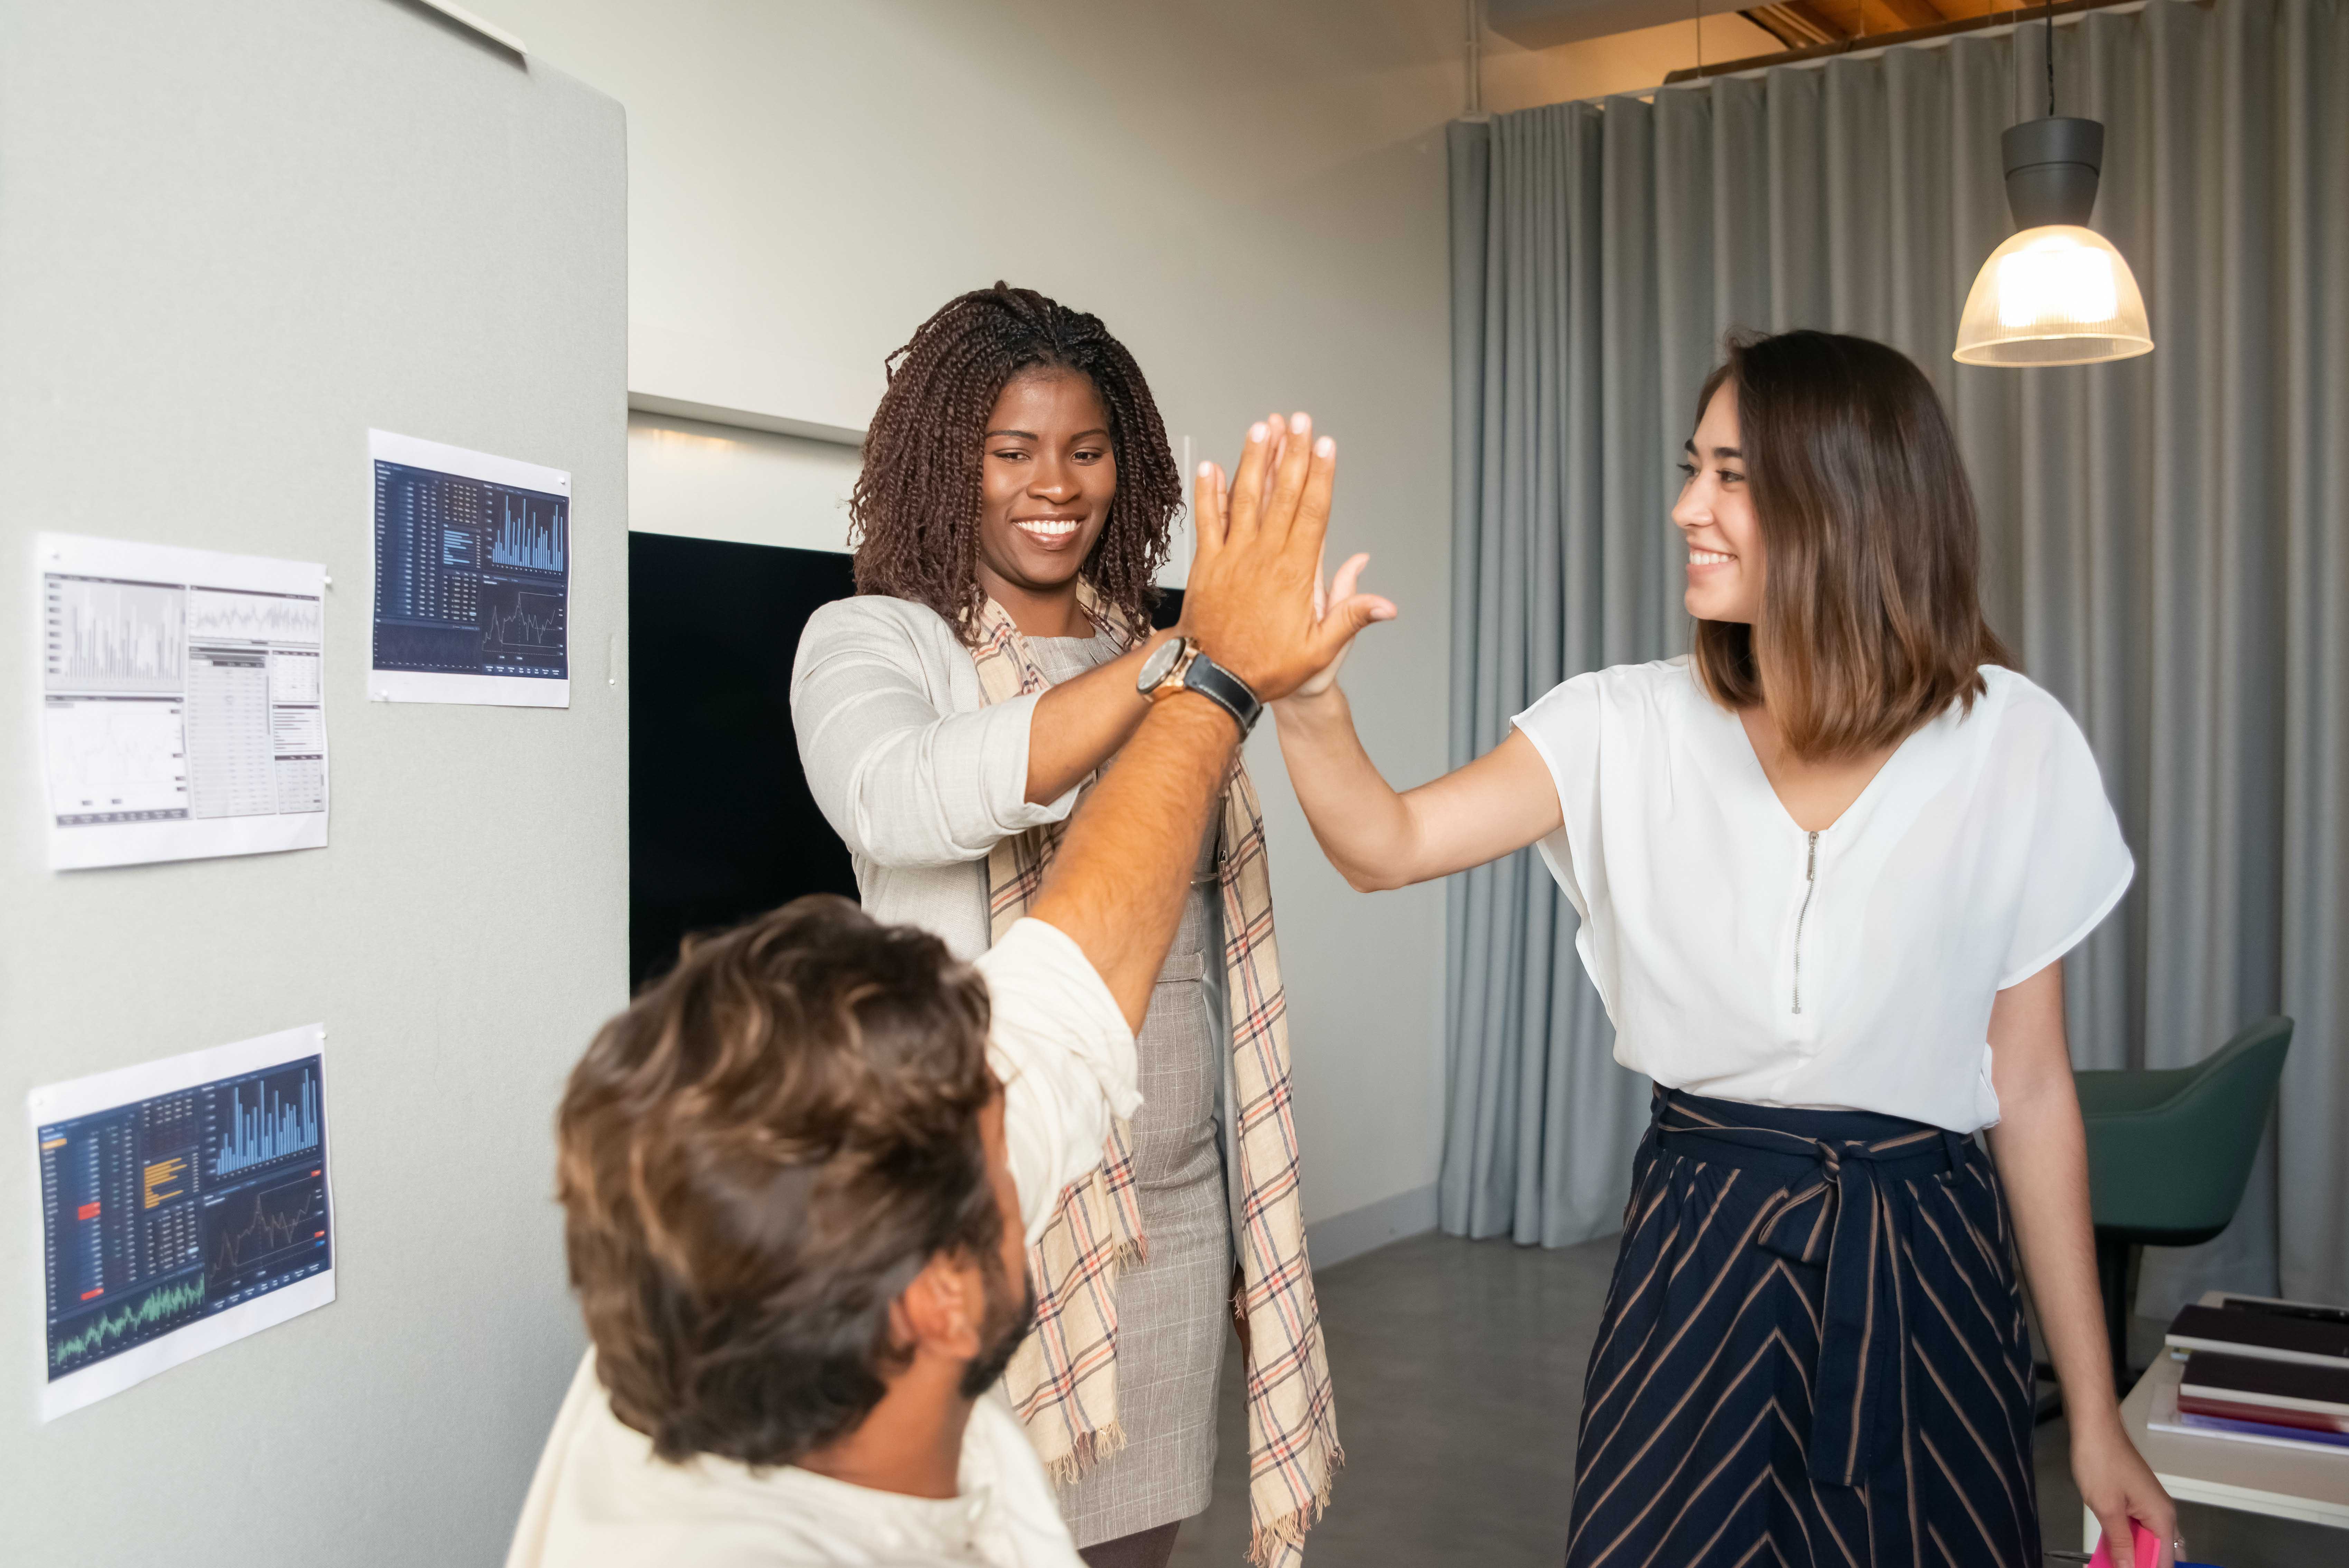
[970,597,1340,1568]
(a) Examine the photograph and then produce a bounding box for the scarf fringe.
[1010,1229,1147,1473]
[1244,1443,1345,1568]
[1041,1417,1129,1487]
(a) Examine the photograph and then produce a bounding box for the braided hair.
[849,283,1180,644]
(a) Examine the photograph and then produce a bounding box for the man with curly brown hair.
[506,414,1389,1568]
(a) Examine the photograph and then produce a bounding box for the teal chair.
[2075,1015,2294,1382]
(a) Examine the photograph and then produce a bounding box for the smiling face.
[973,369,1117,613]
[1673,382,1764,625]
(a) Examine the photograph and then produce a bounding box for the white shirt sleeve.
[1996,692,2135,989]
[1511,670,1604,923]
[972,918,1141,1247]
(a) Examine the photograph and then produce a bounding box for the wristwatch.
[1135,636,1263,736]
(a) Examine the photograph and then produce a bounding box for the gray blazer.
[789,594,1086,959]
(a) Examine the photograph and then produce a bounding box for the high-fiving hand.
[1178,412,1395,705]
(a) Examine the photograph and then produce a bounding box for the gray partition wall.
[1,4,627,1562]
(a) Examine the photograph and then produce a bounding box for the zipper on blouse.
[1791,829,1819,1015]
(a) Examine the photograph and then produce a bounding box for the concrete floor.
[1169,1230,2339,1567]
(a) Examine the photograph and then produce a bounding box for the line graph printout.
[28,1024,334,1420]
[37,534,329,871]
[369,429,571,707]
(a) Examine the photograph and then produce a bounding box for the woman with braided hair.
[792,285,1349,1568]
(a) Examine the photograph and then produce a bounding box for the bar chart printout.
[29,1024,333,1420]
[369,428,571,707]
[36,533,329,871]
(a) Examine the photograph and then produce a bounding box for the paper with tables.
[38,533,329,871]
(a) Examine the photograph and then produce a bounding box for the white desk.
[2083,1354,2349,1548]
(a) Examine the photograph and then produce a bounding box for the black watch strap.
[1181,649,1263,736]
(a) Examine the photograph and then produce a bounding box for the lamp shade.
[1954,115,2153,367]
[1954,225,2152,366]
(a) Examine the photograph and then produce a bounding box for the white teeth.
[1017,519,1080,538]
[1688,549,1734,566]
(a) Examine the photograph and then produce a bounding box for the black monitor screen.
[628,532,859,988]
[627,530,1183,990]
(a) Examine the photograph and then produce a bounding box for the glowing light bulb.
[1995,235,2118,328]
[1955,224,2151,367]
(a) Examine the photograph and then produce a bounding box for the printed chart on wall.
[36,534,329,872]
[29,1024,334,1420]
[370,429,571,706]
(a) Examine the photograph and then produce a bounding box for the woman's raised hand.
[1287,551,1378,703]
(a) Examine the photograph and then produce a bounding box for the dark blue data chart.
[208,1063,321,1178]
[482,582,566,660]
[373,459,569,680]
[203,1167,330,1303]
[491,492,566,572]
[37,1055,331,1381]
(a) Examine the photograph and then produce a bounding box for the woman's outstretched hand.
[1286,551,1381,703]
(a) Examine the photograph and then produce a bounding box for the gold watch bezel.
[1145,635,1201,699]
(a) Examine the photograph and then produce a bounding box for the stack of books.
[2151,1291,2349,1454]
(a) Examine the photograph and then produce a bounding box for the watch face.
[1136,636,1185,693]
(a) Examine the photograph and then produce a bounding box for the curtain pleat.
[1442,0,2349,1306]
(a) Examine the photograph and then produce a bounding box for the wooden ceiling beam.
[1873,0,1952,28]
[1670,0,2144,84]
[1744,2,1850,47]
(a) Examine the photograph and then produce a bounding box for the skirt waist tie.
[1651,1090,1974,1488]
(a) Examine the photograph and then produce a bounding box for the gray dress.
[789,598,1233,1545]
[1024,633,1231,1547]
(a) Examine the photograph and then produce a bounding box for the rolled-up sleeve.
[973,919,1141,1247]
[791,599,1078,868]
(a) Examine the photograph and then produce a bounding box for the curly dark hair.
[849,283,1181,643]
[556,894,1003,1467]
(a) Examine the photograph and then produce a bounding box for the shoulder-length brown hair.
[1689,330,2012,758]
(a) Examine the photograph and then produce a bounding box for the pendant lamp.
[1953,11,2152,366]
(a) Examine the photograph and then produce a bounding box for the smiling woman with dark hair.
[845,283,1182,646]
[791,285,1350,1568]
[1267,330,2178,1568]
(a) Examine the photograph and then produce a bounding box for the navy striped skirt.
[1565,1090,2039,1568]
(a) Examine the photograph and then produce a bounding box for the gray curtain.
[1441,0,2349,1312]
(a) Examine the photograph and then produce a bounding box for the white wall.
[2,5,627,1565]
[482,0,1465,1231]
[629,412,861,554]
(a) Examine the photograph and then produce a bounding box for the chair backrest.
[2081,1016,2293,1242]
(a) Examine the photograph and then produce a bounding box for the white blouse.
[1512,658,2132,1133]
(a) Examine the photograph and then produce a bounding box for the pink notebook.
[2086,1520,2166,1568]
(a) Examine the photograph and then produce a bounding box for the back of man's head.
[556,895,1000,1467]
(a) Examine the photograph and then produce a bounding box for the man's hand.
[1032,412,1392,1028]
[1178,413,1394,704]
